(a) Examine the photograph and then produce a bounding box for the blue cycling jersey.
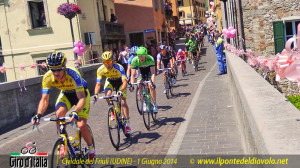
[128,55,135,65]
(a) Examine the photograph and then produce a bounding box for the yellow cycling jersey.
[42,67,87,94]
[96,63,126,82]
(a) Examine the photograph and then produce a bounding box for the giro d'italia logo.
[10,141,48,168]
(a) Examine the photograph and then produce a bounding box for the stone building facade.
[236,0,300,56]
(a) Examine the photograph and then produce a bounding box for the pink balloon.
[231,29,237,35]
[228,27,234,31]
[77,51,83,56]
[226,31,231,37]
[222,28,227,34]
[73,47,79,53]
[79,47,85,52]
[74,41,80,47]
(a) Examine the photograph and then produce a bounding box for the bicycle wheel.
[164,77,170,99]
[79,124,95,167]
[182,67,185,77]
[135,85,142,115]
[142,87,151,130]
[169,80,174,96]
[107,107,120,150]
[51,139,71,168]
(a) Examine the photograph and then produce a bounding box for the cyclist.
[126,46,139,83]
[167,46,178,79]
[130,47,158,113]
[157,45,176,93]
[93,51,131,135]
[31,51,95,165]
[176,49,187,74]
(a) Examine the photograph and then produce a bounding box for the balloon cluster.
[222,27,237,39]
[73,41,85,56]
[226,23,300,87]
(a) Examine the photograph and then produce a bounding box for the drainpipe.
[2,2,17,80]
[237,0,246,53]
[102,0,106,21]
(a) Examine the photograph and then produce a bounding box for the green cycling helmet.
[136,47,148,56]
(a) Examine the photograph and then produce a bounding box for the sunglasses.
[138,55,146,57]
[104,60,113,64]
[50,68,64,72]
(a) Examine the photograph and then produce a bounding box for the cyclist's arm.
[126,64,131,78]
[130,68,137,84]
[150,66,156,84]
[120,78,127,92]
[37,94,49,115]
[94,82,101,95]
[74,91,86,113]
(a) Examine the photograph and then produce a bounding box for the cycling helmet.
[46,51,67,68]
[159,45,166,50]
[178,49,182,53]
[167,46,172,51]
[102,51,113,61]
[130,46,139,54]
[136,47,148,56]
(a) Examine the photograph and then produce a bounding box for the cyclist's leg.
[104,80,113,105]
[118,85,129,119]
[55,92,70,131]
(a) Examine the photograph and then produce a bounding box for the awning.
[179,19,192,25]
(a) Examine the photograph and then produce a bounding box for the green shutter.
[273,21,285,54]
[154,0,159,11]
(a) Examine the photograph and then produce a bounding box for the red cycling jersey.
[177,51,186,62]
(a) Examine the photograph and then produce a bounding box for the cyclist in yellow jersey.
[93,51,131,135]
[31,52,95,166]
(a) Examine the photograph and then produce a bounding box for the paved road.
[0,38,241,158]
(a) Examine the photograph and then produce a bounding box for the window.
[28,1,46,29]
[179,11,184,18]
[161,0,165,14]
[36,60,47,75]
[273,20,300,54]
[178,0,183,6]
[0,56,6,83]
[154,0,159,11]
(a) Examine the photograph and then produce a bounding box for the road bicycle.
[192,52,199,72]
[35,117,95,168]
[159,68,174,99]
[176,60,187,77]
[98,94,130,150]
[132,80,157,130]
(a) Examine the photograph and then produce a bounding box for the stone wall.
[0,64,102,133]
[241,0,300,56]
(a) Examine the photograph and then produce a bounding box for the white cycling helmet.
[178,49,182,53]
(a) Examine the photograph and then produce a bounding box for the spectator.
[110,14,118,23]
[214,33,227,75]
[119,46,129,72]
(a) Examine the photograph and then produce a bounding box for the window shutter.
[154,0,159,11]
[273,21,285,54]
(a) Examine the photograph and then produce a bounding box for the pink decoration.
[41,62,47,68]
[74,41,80,47]
[20,65,26,71]
[77,51,83,56]
[0,66,6,73]
[79,47,85,53]
[31,63,37,69]
[73,47,79,53]
[222,28,227,34]
[228,27,234,31]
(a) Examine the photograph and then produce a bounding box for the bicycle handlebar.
[98,94,120,100]
[131,81,151,85]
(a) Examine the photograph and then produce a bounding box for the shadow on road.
[173,84,188,88]
[176,78,189,82]
[117,131,161,151]
[173,92,191,98]
[158,105,172,111]
[150,117,185,131]
[200,48,207,55]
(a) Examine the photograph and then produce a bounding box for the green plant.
[287,95,300,110]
